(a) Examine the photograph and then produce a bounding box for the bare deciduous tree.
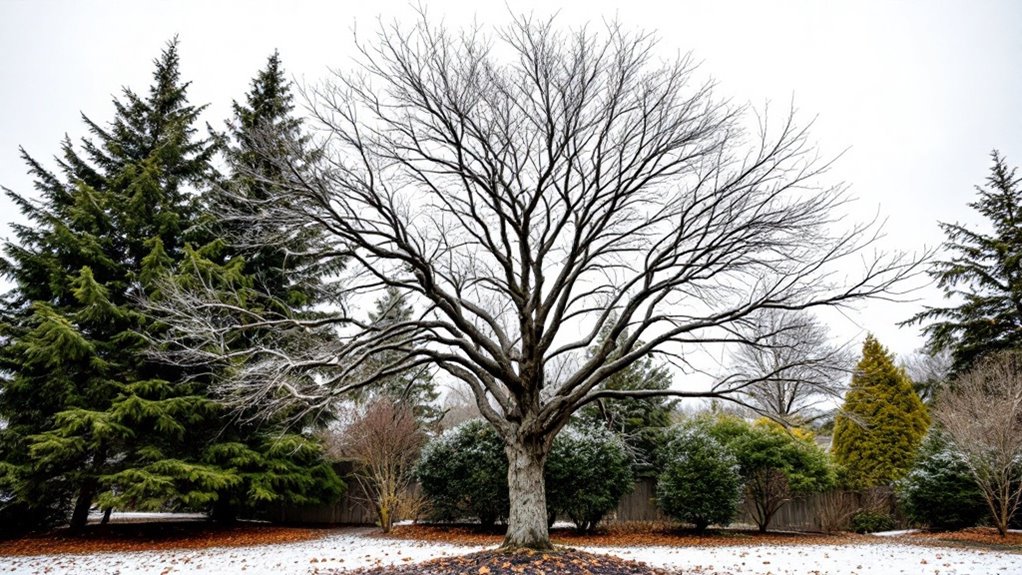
[326,398,425,533]
[730,309,852,424]
[935,351,1022,537]
[901,348,952,404]
[149,15,925,549]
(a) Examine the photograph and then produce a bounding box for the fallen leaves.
[380,522,866,549]
[0,521,326,557]
[903,527,1022,551]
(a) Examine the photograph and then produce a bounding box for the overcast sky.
[1,0,1020,365]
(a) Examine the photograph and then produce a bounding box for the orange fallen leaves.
[380,522,866,549]
[905,527,1022,549]
[0,522,327,557]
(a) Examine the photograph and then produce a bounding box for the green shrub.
[415,420,509,527]
[707,416,835,532]
[897,431,987,531]
[545,425,634,532]
[850,510,896,533]
[417,420,636,532]
[656,425,743,532]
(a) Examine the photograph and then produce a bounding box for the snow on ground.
[870,529,921,538]
[1,529,1020,575]
[586,542,1021,575]
[86,511,209,524]
[0,528,484,575]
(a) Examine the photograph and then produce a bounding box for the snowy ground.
[0,528,483,575]
[86,511,210,524]
[1,527,1020,575]
[594,542,1021,574]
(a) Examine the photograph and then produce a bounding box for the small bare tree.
[935,351,1022,537]
[730,309,852,424]
[148,14,925,549]
[329,398,425,533]
[901,348,952,404]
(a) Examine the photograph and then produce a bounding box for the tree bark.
[502,439,553,550]
[211,498,238,524]
[69,481,97,532]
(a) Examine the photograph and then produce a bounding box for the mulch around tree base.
[0,521,327,556]
[336,548,675,575]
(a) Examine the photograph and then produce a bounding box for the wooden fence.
[607,478,897,532]
[265,462,377,525]
[268,473,898,532]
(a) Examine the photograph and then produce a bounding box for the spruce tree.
[159,52,346,522]
[905,152,1022,374]
[832,335,930,488]
[211,50,340,306]
[0,40,224,531]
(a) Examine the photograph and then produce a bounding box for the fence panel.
[265,473,898,532]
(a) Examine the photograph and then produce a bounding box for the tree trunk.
[211,498,238,524]
[69,481,97,532]
[101,507,112,525]
[502,439,552,550]
[70,448,107,532]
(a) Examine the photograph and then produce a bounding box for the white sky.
[1,0,1020,365]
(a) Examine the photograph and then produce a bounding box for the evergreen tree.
[357,287,442,426]
[134,243,344,522]
[0,40,222,531]
[579,326,676,476]
[832,335,930,488]
[210,50,340,307]
[905,152,1022,374]
[162,52,346,521]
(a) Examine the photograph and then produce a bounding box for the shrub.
[415,420,509,527]
[815,491,859,534]
[708,416,835,532]
[656,425,743,532]
[850,510,896,533]
[545,425,634,532]
[417,420,635,532]
[897,431,987,531]
[334,398,424,533]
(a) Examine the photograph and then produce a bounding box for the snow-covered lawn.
[1,528,1019,575]
[0,528,484,575]
[593,542,1020,574]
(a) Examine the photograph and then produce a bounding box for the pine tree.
[0,39,222,531]
[579,326,677,477]
[904,152,1022,374]
[832,335,930,488]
